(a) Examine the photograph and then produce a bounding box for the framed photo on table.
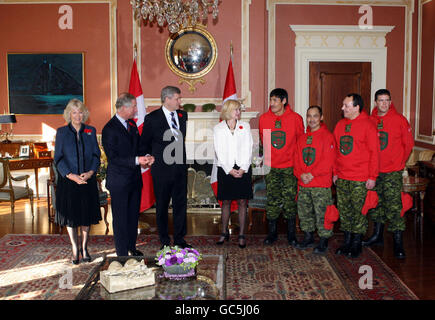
[19,145,30,157]
[7,53,84,115]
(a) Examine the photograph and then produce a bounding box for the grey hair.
[63,99,89,123]
[161,86,181,104]
[115,92,136,110]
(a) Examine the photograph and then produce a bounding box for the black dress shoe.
[238,235,246,249]
[81,248,92,263]
[71,248,80,265]
[174,241,193,249]
[128,249,144,256]
[216,232,230,245]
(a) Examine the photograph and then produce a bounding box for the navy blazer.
[54,123,101,178]
[102,115,142,191]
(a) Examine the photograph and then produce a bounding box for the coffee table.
[75,254,226,300]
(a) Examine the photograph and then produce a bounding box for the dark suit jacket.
[140,108,188,176]
[54,123,100,178]
[102,115,142,191]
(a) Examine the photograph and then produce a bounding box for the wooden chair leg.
[248,208,253,231]
[30,195,34,218]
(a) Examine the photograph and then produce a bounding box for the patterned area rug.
[0,234,418,300]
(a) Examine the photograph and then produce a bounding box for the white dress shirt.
[213,120,253,175]
[162,106,180,138]
[115,112,139,165]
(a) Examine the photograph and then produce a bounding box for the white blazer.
[213,120,253,175]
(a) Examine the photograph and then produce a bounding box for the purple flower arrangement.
[155,245,202,270]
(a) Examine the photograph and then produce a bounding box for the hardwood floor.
[1,198,434,300]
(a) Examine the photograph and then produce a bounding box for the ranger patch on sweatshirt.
[271,131,286,149]
[340,135,353,155]
[379,131,388,150]
[303,147,315,165]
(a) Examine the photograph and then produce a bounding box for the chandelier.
[131,0,220,34]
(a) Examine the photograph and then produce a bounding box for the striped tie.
[170,112,179,140]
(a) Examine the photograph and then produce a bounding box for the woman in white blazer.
[213,100,253,248]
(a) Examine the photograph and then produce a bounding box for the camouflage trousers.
[265,167,298,220]
[336,179,368,234]
[297,186,334,238]
[368,171,405,232]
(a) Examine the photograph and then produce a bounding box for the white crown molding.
[267,0,414,122]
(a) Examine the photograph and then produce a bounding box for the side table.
[402,176,430,240]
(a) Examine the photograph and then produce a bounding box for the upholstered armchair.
[0,159,34,223]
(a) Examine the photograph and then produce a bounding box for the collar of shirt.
[162,106,180,129]
[115,113,128,130]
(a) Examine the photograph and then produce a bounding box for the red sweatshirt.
[294,124,336,188]
[333,111,380,182]
[370,104,414,173]
[259,106,304,168]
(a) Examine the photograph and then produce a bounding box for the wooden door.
[309,62,371,133]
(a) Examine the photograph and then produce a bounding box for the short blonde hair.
[63,99,90,123]
[220,99,241,121]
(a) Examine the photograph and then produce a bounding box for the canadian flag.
[129,59,155,212]
[210,57,238,211]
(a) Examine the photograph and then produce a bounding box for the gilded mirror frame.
[165,25,217,91]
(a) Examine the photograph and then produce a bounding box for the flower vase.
[162,265,195,280]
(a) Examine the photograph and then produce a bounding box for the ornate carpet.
[0,234,418,300]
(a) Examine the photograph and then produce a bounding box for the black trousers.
[152,167,187,245]
[109,184,141,256]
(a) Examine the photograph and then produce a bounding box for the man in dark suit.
[140,86,190,249]
[102,93,154,256]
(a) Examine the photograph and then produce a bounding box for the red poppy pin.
[178,113,183,118]
[84,129,92,135]
[239,125,243,130]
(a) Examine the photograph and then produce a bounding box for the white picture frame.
[19,145,30,157]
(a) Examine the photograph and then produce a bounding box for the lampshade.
[0,114,17,124]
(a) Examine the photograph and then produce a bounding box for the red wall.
[0,0,433,151]
[0,3,111,133]
[275,4,405,113]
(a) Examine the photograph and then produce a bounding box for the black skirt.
[55,174,102,228]
[217,165,253,201]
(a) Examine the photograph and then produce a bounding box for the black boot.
[335,231,352,255]
[393,231,406,259]
[350,233,363,258]
[362,222,384,247]
[313,237,329,255]
[295,232,314,250]
[263,219,278,245]
[287,218,299,246]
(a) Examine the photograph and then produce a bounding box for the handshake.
[138,155,155,168]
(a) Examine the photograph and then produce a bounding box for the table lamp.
[0,114,17,143]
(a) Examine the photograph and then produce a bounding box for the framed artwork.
[19,145,30,157]
[7,53,84,115]
[165,25,217,81]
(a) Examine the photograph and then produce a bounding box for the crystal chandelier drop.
[131,0,220,34]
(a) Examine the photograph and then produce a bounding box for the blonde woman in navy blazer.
[213,99,253,248]
[54,99,101,264]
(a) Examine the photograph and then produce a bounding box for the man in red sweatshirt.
[294,106,336,254]
[363,89,414,259]
[333,93,380,259]
[259,88,304,246]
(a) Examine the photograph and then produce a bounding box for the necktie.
[170,112,179,140]
[126,119,134,135]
